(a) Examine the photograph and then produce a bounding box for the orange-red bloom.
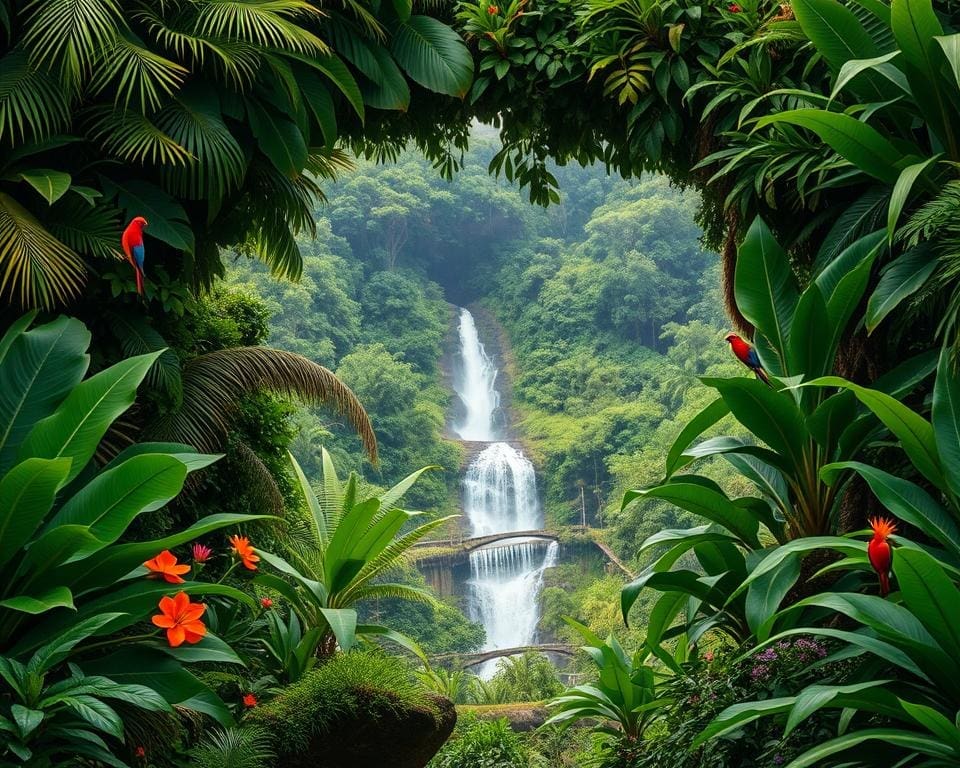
[229,535,260,570]
[144,550,191,584]
[868,516,897,597]
[152,592,207,647]
[260,597,273,608]
[487,4,499,13]
[243,693,258,708]
[134,746,146,759]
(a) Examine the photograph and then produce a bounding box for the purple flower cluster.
[750,664,771,681]
[772,754,785,765]
[793,638,827,660]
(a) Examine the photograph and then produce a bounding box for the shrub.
[429,716,528,768]
[247,650,444,756]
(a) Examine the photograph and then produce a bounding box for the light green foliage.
[429,716,529,768]
[190,726,275,768]
[488,652,564,702]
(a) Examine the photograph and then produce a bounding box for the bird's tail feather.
[135,269,144,296]
[754,367,772,387]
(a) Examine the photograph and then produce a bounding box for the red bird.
[121,216,148,295]
[867,516,896,597]
[724,333,771,386]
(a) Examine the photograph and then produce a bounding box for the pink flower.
[704,650,714,662]
[192,543,213,563]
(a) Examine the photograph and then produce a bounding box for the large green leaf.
[734,217,798,361]
[319,607,358,652]
[19,351,162,484]
[84,648,233,727]
[784,728,956,766]
[390,16,474,98]
[100,178,193,253]
[789,284,832,381]
[891,0,952,149]
[702,377,808,474]
[893,548,960,661]
[43,454,188,545]
[310,54,364,121]
[0,316,90,473]
[933,348,960,500]
[822,461,960,556]
[792,0,880,71]
[806,376,944,490]
[0,586,73,614]
[246,100,307,178]
[0,457,71,571]
[662,397,730,478]
[17,169,71,204]
[756,110,902,184]
[745,552,800,638]
[622,482,760,547]
[865,244,937,332]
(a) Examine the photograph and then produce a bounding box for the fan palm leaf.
[337,582,439,607]
[22,0,125,86]
[89,30,189,112]
[0,51,70,143]
[84,106,193,166]
[45,197,121,261]
[148,346,378,463]
[193,0,329,55]
[0,192,86,309]
[228,440,286,517]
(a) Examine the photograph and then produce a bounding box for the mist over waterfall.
[452,307,556,678]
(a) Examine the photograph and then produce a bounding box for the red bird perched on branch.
[724,333,771,386]
[868,516,896,597]
[121,216,148,295]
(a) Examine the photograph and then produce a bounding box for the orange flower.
[243,693,258,708]
[487,4,499,13]
[868,516,897,597]
[144,550,191,584]
[229,535,260,571]
[260,597,273,608]
[151,592,207,647]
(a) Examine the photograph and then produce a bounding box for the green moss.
[247,651,442,756]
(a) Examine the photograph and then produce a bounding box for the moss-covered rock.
[248,651,456,768]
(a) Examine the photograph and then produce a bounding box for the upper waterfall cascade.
[451,307,556,678]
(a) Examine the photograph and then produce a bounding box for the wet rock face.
[279,693,457,768]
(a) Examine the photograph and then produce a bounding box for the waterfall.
[468,540,559,678]
[463,443,540,536]
[452,307,557,678]
[452,308,500,441]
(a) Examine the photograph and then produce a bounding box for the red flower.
[704,650,714,662]
[229,535,260,571]
[260,597,273,608]
[143,550,191,584]
[243,693,258,708]
[487,4,499,13]
[868,516,897,597]
[151,592,207,647]
[134,746,146,759]
[192,543,213,563]
[728,3,742,10]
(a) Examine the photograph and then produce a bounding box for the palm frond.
[149,346,377,462]
[155,93,247,201]
[45,197,122,261]
[345,582,440,607]
[190,725,275,768]
[0,51,70,143]
[342,515,456,595]
[108,310,183,399]
[0,192,86,309]
[22,0,125,86]
[135,5,260,86]
[193,0,328,55]
[89,29,188,112]
[84,106,193,166]
[228,440,286,517]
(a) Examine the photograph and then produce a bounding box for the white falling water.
[452,307,557,678]
[468,540,559,677]
[463,443,540,536]
[452,308,500,441]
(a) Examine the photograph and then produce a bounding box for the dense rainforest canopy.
[3,0,960,766]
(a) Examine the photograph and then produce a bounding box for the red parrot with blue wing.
[121,216,148,295]
[725,333,772,386]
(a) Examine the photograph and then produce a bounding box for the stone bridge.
[431,644,578,668]
[413,530,559,553]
